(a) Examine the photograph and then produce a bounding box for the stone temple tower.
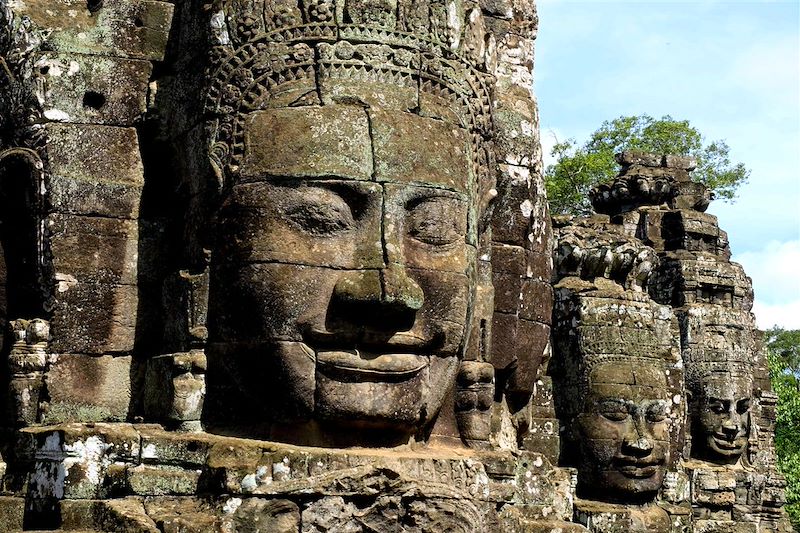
[0,0,789,531]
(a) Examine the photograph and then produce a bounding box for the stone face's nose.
[722,416,742,436]
[333,265,423,312]
[380,263,424,312]
[622,417,655,457]
[331,265,423,331]
[623,433,655,457]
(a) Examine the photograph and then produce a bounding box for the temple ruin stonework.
[0,0,790,531]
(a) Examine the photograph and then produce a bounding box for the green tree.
[545,115,750,215]
[767,327,800,528]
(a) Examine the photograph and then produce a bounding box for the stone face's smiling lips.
[303,323,444,380]
[316,350,428,380]
[709,433,747,453]
[614,457,665,479]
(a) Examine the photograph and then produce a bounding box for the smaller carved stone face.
[695,372,751,462]
[575,361,670,498]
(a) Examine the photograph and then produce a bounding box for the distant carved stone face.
[208,104,476,438]
[695,372,751,462]
[575,361,670,498]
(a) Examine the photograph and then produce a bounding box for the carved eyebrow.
[707,398,730,404]
[595,399,634,409]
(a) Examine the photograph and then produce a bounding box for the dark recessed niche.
[82,91,106,110]
[87,0,103,13]
[133,17,145,28]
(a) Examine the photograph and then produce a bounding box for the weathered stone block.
[492,244,527,275]
[493,87,538,167]
[44,354,132,423]
[493,272,522,314]
[49,214,138,286]
[492,164,532,245]
[45,123,144,218]
[0,496,25,532]
[139,427,214,467]
[50,282,138,354]
[60,497,159,532]
[520,279,553,323]
[224,498,300,533]
[143,497,221,533]
[127,464,202,496]
[35,53,152,125]
[240,106,373,181]
[371,108,472,193]
[16,0,174,61]
[507,319,549,396]
[693,520,757,533]
[527,250,553,282]
[26,423,139,500]
[491,311,518,370]
[521,418,560,464]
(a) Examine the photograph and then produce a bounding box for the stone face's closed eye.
[284,187,356,236]
[597,399,630,421]
[408,197,464,246]
[645,401,668,422]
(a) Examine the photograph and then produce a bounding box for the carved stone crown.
[212,0,499,69]
[554,219,658,291]
[590,151,712,216]
[206,0,507,184]
[681,307,756,390]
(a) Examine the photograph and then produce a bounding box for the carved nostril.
[722,419,740,434]
[333,271,382,305]
[329,268,421,332]
[381,263,423,311]
[623,433,654,456]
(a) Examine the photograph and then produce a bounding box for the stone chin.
[595,470,666,497]
[280,342,458,432]
[579,452,667,498]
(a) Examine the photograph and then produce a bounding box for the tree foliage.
[545,115,750,215]
[767,327,800,528]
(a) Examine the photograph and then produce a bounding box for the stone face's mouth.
[614,458,663,479]
[316,350,428,380]
[711,434,746,453]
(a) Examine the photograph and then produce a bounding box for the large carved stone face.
[695,372,751,462]
[575,361,670,499]
[207,104,477,438]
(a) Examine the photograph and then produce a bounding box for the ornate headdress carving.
[554,219,658,292]
[205,0,499,192]
[551,220,682,415]
[681,306,756,392]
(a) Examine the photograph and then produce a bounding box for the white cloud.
[733,239,800,329]
[752,300,800,331]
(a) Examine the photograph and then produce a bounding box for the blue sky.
[535,0,800,329]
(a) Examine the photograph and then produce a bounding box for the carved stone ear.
[209,142,229,193]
